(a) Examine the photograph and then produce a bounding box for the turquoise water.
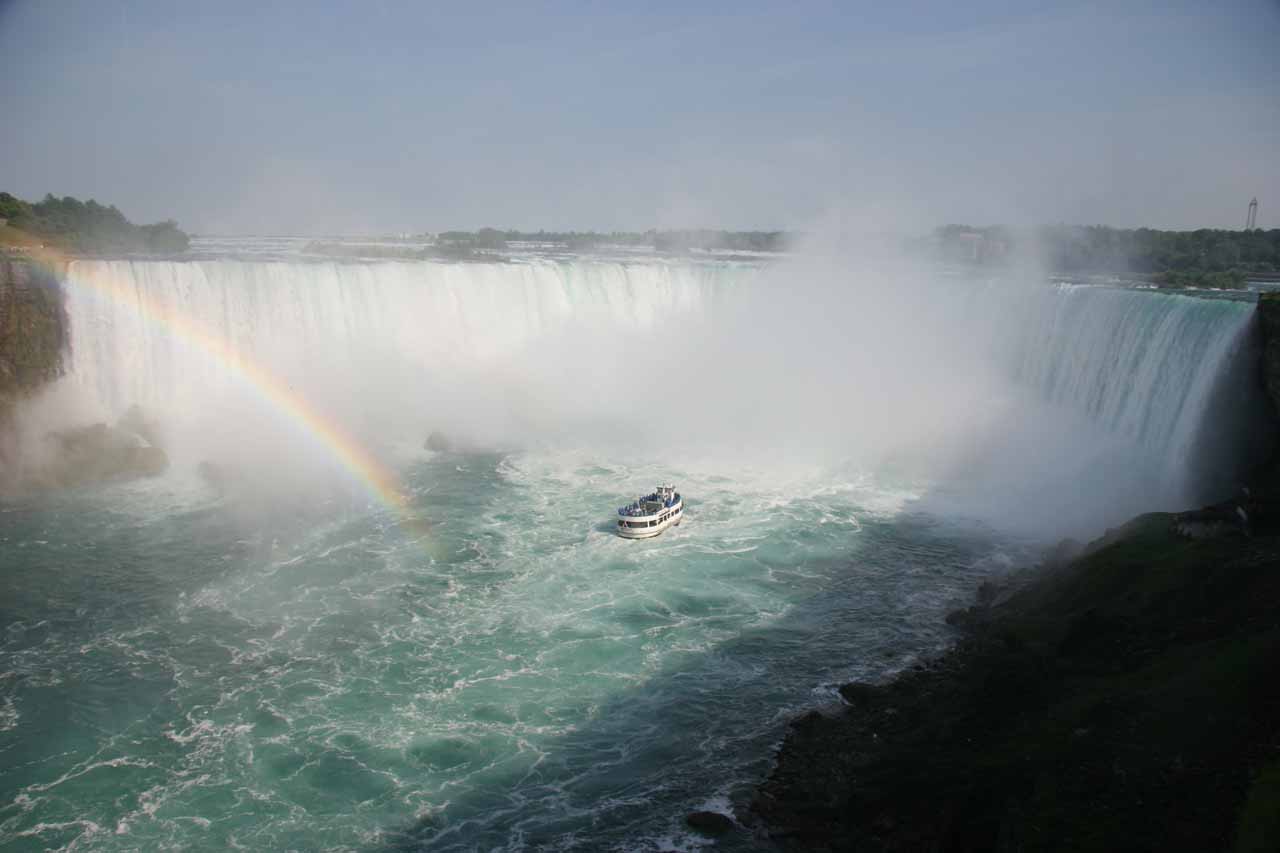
[0,450,1024,851]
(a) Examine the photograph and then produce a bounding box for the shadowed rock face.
[1258,293,1280,419]
[685,811,735,835]
[0,258,68,485]
[1232,293,1280,532]
[0,258,66,413]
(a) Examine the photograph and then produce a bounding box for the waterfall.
[58,257,1266,530]
[1009,286,1255,466]
[63,258,737,420]
[1000,286,1265,510]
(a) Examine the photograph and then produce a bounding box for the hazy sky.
[1,0,1276,234]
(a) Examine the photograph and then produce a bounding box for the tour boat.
[616,484,683,539]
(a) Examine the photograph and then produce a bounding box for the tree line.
[0,192,190,254]
[931,224,1279,287]
[433,228,791,253]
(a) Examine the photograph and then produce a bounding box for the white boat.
[616,484,683,539]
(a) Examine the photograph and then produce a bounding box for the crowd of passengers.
[617,492,681,517]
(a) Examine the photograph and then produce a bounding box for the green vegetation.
[931,224,1280,288]
[433,228,791,254]
[0,192,189,255]
[651,229,788,253]
[1237,759,1280,853]
[1151,268,1248,289]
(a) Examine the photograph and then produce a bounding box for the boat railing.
[617,493,682,516]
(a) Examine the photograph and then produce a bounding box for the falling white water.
[964,284,1267,531]
[57,255,1264,533]
[1008,286,1259,484]
[63,258,737,421]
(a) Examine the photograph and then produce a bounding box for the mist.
[464,237,1264,536]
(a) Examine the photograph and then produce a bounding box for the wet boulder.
[26,422,168,489]
[685,811,735,835]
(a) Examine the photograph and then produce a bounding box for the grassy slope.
[753,515,1280,852]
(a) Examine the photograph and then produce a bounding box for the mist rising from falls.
[60,258,738,501]
[58,255,1264,536]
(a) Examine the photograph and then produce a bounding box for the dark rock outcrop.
[1242,291,1280,532]
[1257,292,1280,419]
[23,422,168,490]
[684,810,735,835]
[1173,501,1249,539]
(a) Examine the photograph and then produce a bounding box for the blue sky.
[1,0,1276,234]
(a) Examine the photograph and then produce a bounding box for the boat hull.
[616,502,683,539]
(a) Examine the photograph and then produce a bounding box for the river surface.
[1,451,1028,851]
[0,242,1262,850]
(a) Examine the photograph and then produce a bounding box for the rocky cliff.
[0,256,68,480]
[1257,292,1280,419]
[0,257,66,397]
[0,257,168,492]
[0,257,66,429]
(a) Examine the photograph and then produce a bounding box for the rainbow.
[15,242,421,527]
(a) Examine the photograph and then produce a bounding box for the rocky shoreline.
[748,513,1280,851]
[741,294,1280,851]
